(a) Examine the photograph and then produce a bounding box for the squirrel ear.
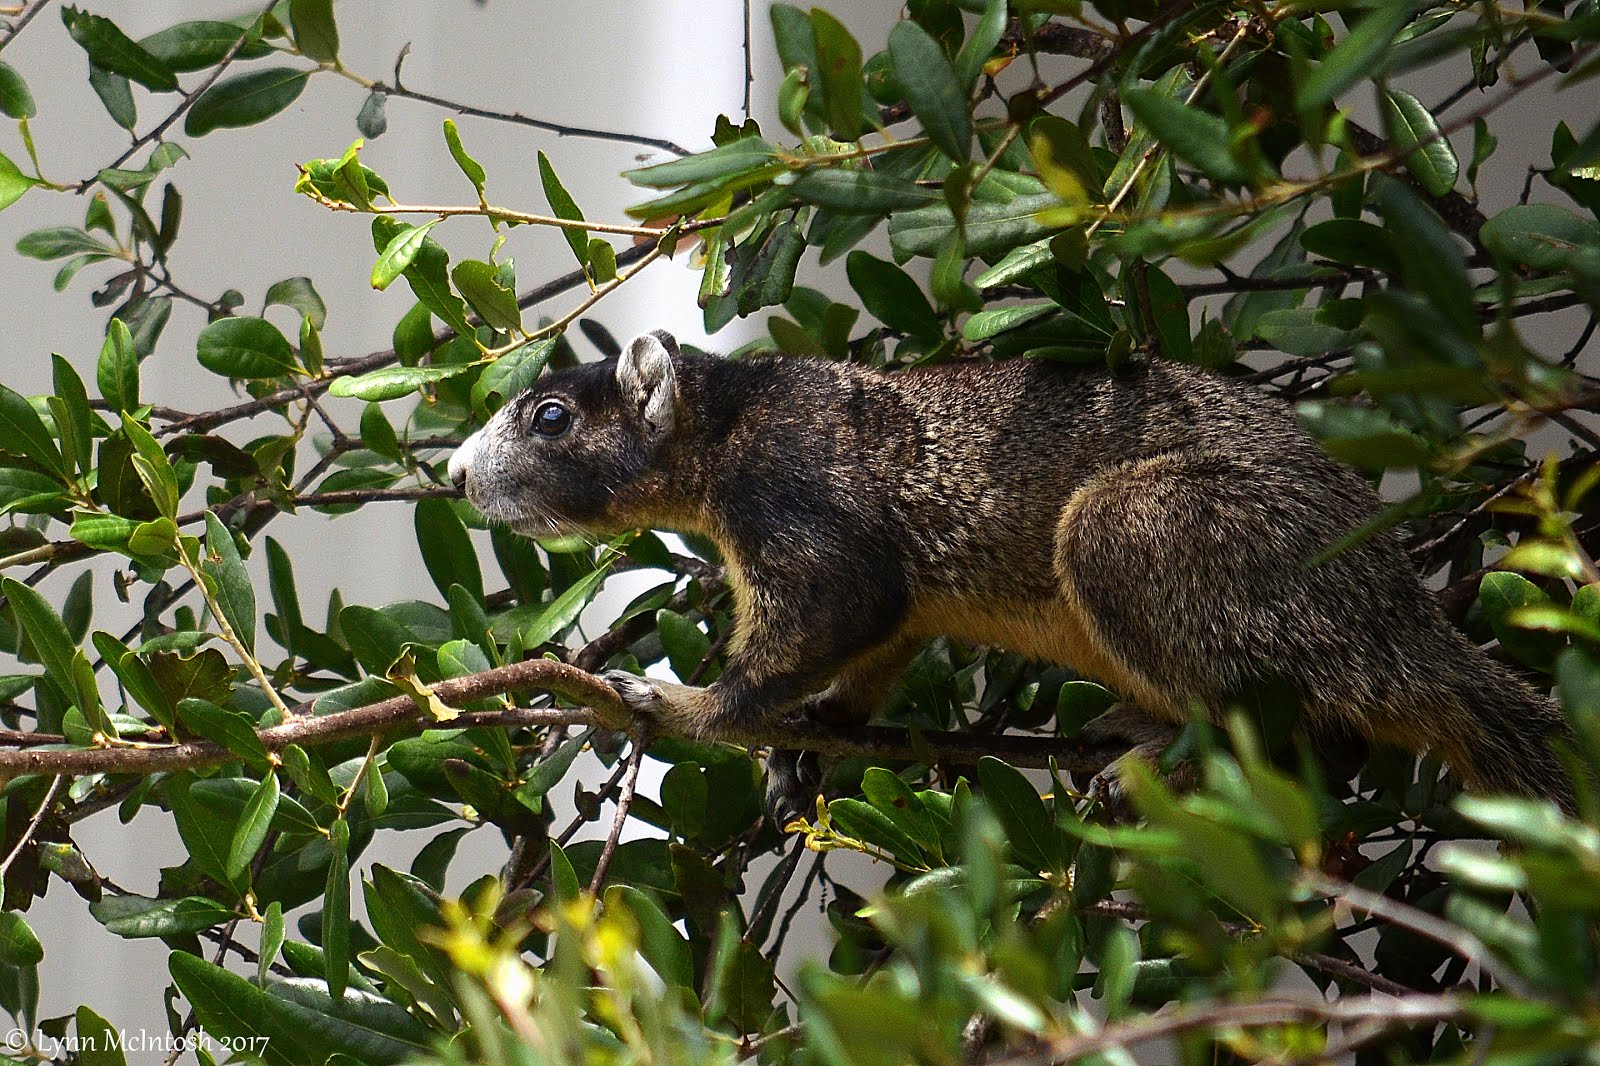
[616,330,678,440]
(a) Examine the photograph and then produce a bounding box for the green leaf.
[977,756,1061,873]
[118,413,178,519]
[0,383,65,477]
[830,796,927,866]
[0,62,37,119]
[62,7,178,91]
[861,767,940,857]
[472,336,556,416]
[538,150,588,268]
[372,220,442,290]
[846,250,941,340]
[1373,176,1473,338]
[179,698,273,772]
[605,885,693,990]
[258,902,284,986]
[0,150,40,213]
[264,276,328,329]
[1296,400,1429,470]
[91,895,232,938]
[442,119,485,196]
[523,554,618,647]
[889,191,1056,260]
[1382,88,1457,197]
[139,21,269,72]
[1467,116,1497,188]
[414,497,484,603]
[704,924,776,1036]
[788,168,942,213]
[197,316,298,379]
[450,259,521,333]
[1124,87,1248,186]
[96,318,139,413]
[1480,204,1600,271]
[1029,115,1101,214]
[15,226,108,260]
[289,0,339,64]
[226,771,280,880]
[324,817,351,1003]
[955,0,1006,90]
[185,68,309,136]
[626,137,779,189]
[2,577,78,693]
[74,1005,125,1066]
[0,913,42,966]
[1479,571,1560,670]
[87,66,135,131]
[95,633,177,733]
[1300,218,1400,273]
[169,952,428,1066]
[202,512,257,653]
[811,9,865,141]
[1295,3,1418,114]
[963,302,1055,341]
[888,19,971,161]
[327,363,473,402]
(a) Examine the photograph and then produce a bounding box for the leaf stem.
[175,536,296,723]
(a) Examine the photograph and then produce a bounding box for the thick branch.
[1344,120,1487,249]
[0,658,1119,778]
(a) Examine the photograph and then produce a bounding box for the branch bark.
[0,658,1120,778]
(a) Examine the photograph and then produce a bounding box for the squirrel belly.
[448,330,1574,813]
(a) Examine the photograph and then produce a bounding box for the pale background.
[0,0,1595,1054]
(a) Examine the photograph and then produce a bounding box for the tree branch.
[0,0,49,54]
[156,243,655,438]
[341,71,690,158]
[0,658,1121,778]
[991,993,1466,1066]
[74,1,278,192]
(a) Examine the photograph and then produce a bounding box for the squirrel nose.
[447,430,483,492]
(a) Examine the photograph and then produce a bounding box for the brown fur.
[448,331,1575,814]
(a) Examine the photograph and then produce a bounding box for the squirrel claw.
[765,748,822,827]
[599,670,664,728]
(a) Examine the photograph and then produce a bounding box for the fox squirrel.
[447,330,1573,817]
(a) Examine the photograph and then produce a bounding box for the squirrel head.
[448,329,684,537]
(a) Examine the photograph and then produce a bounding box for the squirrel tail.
[1433,651,1576,812]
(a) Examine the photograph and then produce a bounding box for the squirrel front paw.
[600,669,667,724]
[604,672,668,713]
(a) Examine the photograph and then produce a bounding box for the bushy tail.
[1444,654,1576,812]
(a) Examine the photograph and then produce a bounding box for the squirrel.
[447,329,1575,818]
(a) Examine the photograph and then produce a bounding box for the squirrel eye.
[531,400,571,438]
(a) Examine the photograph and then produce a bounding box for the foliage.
[0,0,1597,1064]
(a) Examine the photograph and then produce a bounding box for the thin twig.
[76,1,278,192]
[587,725,653,894]
[333,69,689,157]
[0,0,49,53]
[155,244,654,438]
[741,0,754,120]
[0,776,61,885]
[1301,872,1531,997]
[988,994,1466,1066]
[768,852,824,956]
